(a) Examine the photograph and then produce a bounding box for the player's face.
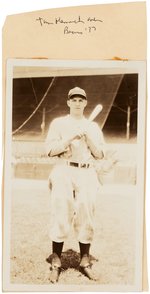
[67,97,87,117]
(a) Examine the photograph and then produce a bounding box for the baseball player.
[45,87,104,283]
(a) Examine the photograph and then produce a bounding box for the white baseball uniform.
[46,114,104,243]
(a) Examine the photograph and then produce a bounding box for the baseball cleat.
[46,253,61,283]
[79,254,98,281]
[49,266,61,283]
[80,265,98,281]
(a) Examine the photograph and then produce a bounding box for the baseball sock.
[52,241,64,258]
[79,242,90,258]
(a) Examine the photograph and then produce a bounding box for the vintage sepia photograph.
[3,59,146,291]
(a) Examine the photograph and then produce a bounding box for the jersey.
[45,115,104,163]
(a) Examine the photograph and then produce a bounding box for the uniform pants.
[48,165,99,244]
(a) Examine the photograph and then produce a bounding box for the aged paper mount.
[3,59,146,292]
[2,0,147,291]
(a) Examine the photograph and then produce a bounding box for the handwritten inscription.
[36,16,103,35]
[87,17,102,22]
[36,17,54,26]
[55,16,85,25]
[64,26,83,35]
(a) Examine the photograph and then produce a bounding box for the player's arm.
[45,119,84,157]
[85,122,105,159]
[45,119,68,156]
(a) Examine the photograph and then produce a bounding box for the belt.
[67,161,91,168]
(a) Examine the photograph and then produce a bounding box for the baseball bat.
[88,104,103,121]
[72,104,103,147]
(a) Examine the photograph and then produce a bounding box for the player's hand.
[70,128,86,141]
[63,127,88,149]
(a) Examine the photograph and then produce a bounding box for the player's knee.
[50,166,69,185]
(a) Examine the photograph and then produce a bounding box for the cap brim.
[68,94,87,100]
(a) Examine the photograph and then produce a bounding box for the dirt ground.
[10,179,136,286]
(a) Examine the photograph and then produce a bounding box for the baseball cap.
[68,87,87,100]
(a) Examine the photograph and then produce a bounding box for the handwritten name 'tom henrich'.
[36,16,103,34]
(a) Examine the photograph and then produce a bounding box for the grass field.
[10,179,136,286]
